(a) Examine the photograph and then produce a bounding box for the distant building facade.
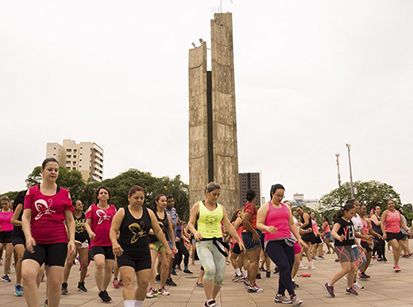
[293,193,320,210]
[239,172,261,206]
[46,139,104,182]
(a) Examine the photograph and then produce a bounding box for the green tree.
[320,181,401,212]
[80,169,190,220]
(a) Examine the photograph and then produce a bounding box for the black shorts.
[23,243,68,267]
[11,229,26,246]
[117,249,151,272]
[232,243,241,255]
[242,232,261,250]
[315,235,323,244]
[386,232,404,242]
[361,241,372,252]
[91,246,115,260]
[0,231,12,243]
[302,232,317,244]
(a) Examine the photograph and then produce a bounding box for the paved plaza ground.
[1,248,413,307]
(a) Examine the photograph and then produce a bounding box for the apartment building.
[46,139,104,182]
[239,172,261,207]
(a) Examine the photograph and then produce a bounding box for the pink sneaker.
[393,265,401,272]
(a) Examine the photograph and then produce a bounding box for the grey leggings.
[196,240,225,285]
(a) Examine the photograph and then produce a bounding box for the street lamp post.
[346,144,355,199]
[335,153,342,188]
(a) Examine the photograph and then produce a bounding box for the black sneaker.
[265,270,271,278]
[77,282,87,292]
[323,282,335,298]
[183,269,193,274]
[2,274,11,283]
[256,273,261,279]
[98,290,111,303]
[155,274,160,281]
[166,278,177,287]
[61,282,68,295]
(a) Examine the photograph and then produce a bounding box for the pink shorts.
[293,242,302,255]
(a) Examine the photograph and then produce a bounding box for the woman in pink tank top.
[380,200,411,272]
[257,184,306,306]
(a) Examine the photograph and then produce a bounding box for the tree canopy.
[21,167,190,221]
[320,181,401,212]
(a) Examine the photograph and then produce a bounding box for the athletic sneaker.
[204,299,216,307]
[291,295,303,306]
[112,279,120,289]
[323,282,335,298]
[274,294,292,304]
[265,270,271,278]
[2,274,11,282]
[15,284,24,297]
[183,269,193,274]
[98,290,111,303]
[247,285,263,293]
[146,288,158,298]
[158,287,170,296]
[61,282,68,295]
[346,287,359,296]
[394,265,401,272]
[77,282,87,292]
[166,277,177,286]
[359,272,371,280]
[256,273,261,279]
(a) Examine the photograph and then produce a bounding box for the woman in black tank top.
[10,190,27,296]
[110,186,171,307]
[296,207,316,269]
[62,200,90,294]
[147,194,177,296]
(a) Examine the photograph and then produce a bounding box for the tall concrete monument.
[188,13,240,213]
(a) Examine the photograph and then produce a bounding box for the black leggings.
[265,240,295,296]
[374,239,386,259]
[174,240,189,268]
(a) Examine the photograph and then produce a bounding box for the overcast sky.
[1,1,412,204]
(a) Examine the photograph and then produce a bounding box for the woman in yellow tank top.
[188,182,245,307]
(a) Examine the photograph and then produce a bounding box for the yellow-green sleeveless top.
[197,201,224,239]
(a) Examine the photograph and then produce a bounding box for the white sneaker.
[274,294,292,304]
[158,287,170,296]
[291,295,303,306]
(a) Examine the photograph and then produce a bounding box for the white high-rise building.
[46,139,104,182]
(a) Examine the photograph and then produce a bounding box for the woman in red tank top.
[257,184,306,306]
[380,200,411,272]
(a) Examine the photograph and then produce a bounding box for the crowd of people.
[0,157,412,307]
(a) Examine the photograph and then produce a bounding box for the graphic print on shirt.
[343,224,355,240]
[96,209,112,225]
[75,217,86,233]
[129,222,146,244]
[34,199,56,220]
[205,214,219,227]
